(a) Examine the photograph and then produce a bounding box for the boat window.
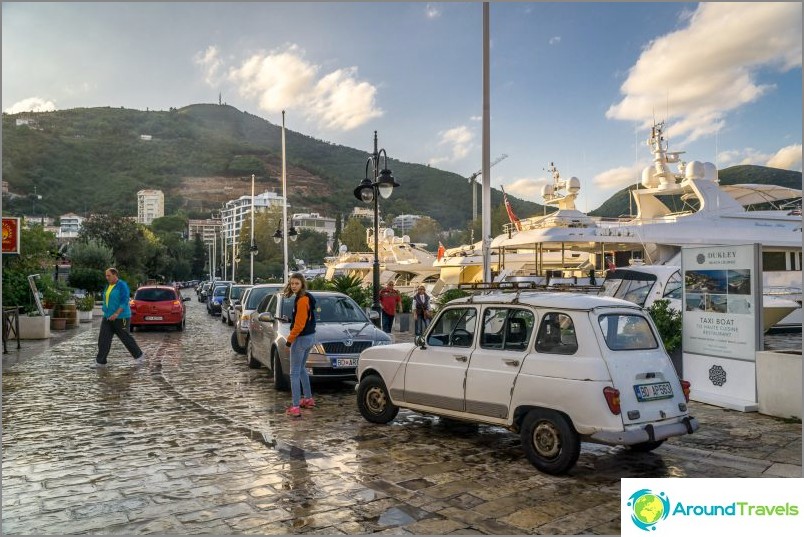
[598,314,658,351]
[427,307,478,348]
[664,271,682,300]
[535,313,577,355]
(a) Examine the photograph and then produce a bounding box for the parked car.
[129,285,190,331]
[221,284,252,326]
[355,291,698,475]
[206,281,232,315]
[197,281,213,302]
[231,284,285,354]
[247,291,391,390]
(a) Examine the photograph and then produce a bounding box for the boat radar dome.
[383,228,395,239]
[641,165,660,188]
[567,177,581,193]
[541,183,555,198]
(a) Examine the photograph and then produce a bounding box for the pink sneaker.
[300,398,316,409]
[286,406,301,417]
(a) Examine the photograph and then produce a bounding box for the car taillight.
[130,300,137,311]
[680,380,691,402]
[603,386,621,415]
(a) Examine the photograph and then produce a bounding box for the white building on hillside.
[392,214,423,234]
[137,189,164,225]
[292,212,336,251]
[220,191,287,248]
[188,218,222,247]
[58,213,85,240]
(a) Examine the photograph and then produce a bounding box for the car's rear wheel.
[231,331,247,354]
[176,319,184,331]
[221,313,227,323]
[272,349,289,391]
[357,374,399,424]
[628,440,665,452]
[227,314,234,326]
[521,408,580,475]
[246,341,261,369]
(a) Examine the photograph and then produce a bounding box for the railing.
[3,307,21,354]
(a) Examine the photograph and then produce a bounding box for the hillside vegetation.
[2,104,547,229]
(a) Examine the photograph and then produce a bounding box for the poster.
[2,217,21,255]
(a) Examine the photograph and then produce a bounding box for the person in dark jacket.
[92,267,144,368]
[284,273,317,417]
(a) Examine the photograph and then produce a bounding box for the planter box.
[756,350,801,420]
[396,313,412,333]
[78,310,94,323]
[18,315,51,339]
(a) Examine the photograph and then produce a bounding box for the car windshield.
[280,294,368,323]
[134,288,177,302]
[230,286,248,299]
[246,287,277,309]
[213,286,228,297]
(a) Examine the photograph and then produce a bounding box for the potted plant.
[77,295,95,323]
[17,305,51,339]
[397,293,413,332]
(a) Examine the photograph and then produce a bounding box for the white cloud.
[719,144,803,171]
[200,44,382,131]
[766,144,802,171]
[548,36,561,45]
[593,165,642,190]
[4,97,57,114]
[429,125,475,166]
[194,45,224,86]
[503,177,548,201]
[606,3,802,143]
[425,4,441,19]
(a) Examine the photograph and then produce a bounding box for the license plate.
[144,316,163,321]
[333,357,357,368]
[634,382,673,402]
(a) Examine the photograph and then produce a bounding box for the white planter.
[17,315,51,339]
[756,350,802,420]
[78,310,94,323]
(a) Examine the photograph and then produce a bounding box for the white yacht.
[487,122,801,328]
[324,228,441,295]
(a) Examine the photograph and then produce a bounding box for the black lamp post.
[353,131,399,320]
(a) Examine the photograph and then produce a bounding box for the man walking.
[92,267,145,368]
[378,280,401,334]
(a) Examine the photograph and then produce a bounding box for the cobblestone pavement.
[2,293,801,535]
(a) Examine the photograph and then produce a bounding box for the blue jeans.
[289,333,315,407]
[415,315,430,336]
[381,312,394,334]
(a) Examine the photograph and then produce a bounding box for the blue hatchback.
[206,281,232,315]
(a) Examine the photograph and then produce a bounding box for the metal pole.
[481,2,492,283]
[250,174,255,285]
[282,110,289,284]
[372,131,381,314]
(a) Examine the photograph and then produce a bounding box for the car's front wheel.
[520,408,580,475]
[246,341,261,369]
[357,374,399,424]
[272,349,289,392]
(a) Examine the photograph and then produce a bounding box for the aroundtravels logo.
[627,489,670,531]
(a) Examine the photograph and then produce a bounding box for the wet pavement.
[2,293,801,535]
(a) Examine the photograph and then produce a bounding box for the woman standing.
[284,273,317,417]
[412,285,432,337]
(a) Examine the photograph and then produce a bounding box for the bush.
[77,294,96,311]
[434,288,470,311]
[646,299,682,353]
[400,293,413,313]
[68,267,107,295]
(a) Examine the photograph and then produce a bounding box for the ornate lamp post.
[353,131,399,319]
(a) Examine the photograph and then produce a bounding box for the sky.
[2,2,802,212]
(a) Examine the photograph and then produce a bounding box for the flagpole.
[481,2,492,283]
[282,110,289,284]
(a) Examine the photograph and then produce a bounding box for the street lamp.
[272,224,298,244]
[353,130,399,320]
[250,173,256,285]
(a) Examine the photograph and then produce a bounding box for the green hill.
[1,104,547,229]
[588,165,802,218]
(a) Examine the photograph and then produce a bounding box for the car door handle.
[453,355,468,362]
[503,359,520,367]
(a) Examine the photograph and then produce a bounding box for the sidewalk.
[2,317,99,371]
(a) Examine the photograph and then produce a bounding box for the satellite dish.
[339,244,348,254]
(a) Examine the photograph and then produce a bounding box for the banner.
[2,217,21,255]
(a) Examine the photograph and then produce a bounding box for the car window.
[535,312,578,355]
[481,308,534,351]
[258,294,278,314]
[598,314,659,350]
[426,307,478,348]
[229,286,248,300]
[134,288,177,302]
[247,287,276,309]
[314,296,369,323]
[213,286,229,297]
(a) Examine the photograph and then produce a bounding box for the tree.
[67,239,114,270]
[289,229,329,266]
[78,214,146,274]
[191,233,206,278]
[408,217,441,250]
[340,217,368,252]
[150,214,188,235]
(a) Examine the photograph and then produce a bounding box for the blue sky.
[2,2,801,212]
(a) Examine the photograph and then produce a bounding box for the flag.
[501,186,522,231]
[437,241,445,261]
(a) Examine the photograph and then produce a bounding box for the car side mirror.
[258,312,274,322]
[234,305,242,313]
[183,296,191,302]
[414,335,427,349]
[368,310,380,321]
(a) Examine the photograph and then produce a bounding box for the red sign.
[2,217,21,255]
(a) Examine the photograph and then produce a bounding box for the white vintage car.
[355,291,699,475]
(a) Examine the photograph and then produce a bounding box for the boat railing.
[502,211,695,235]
